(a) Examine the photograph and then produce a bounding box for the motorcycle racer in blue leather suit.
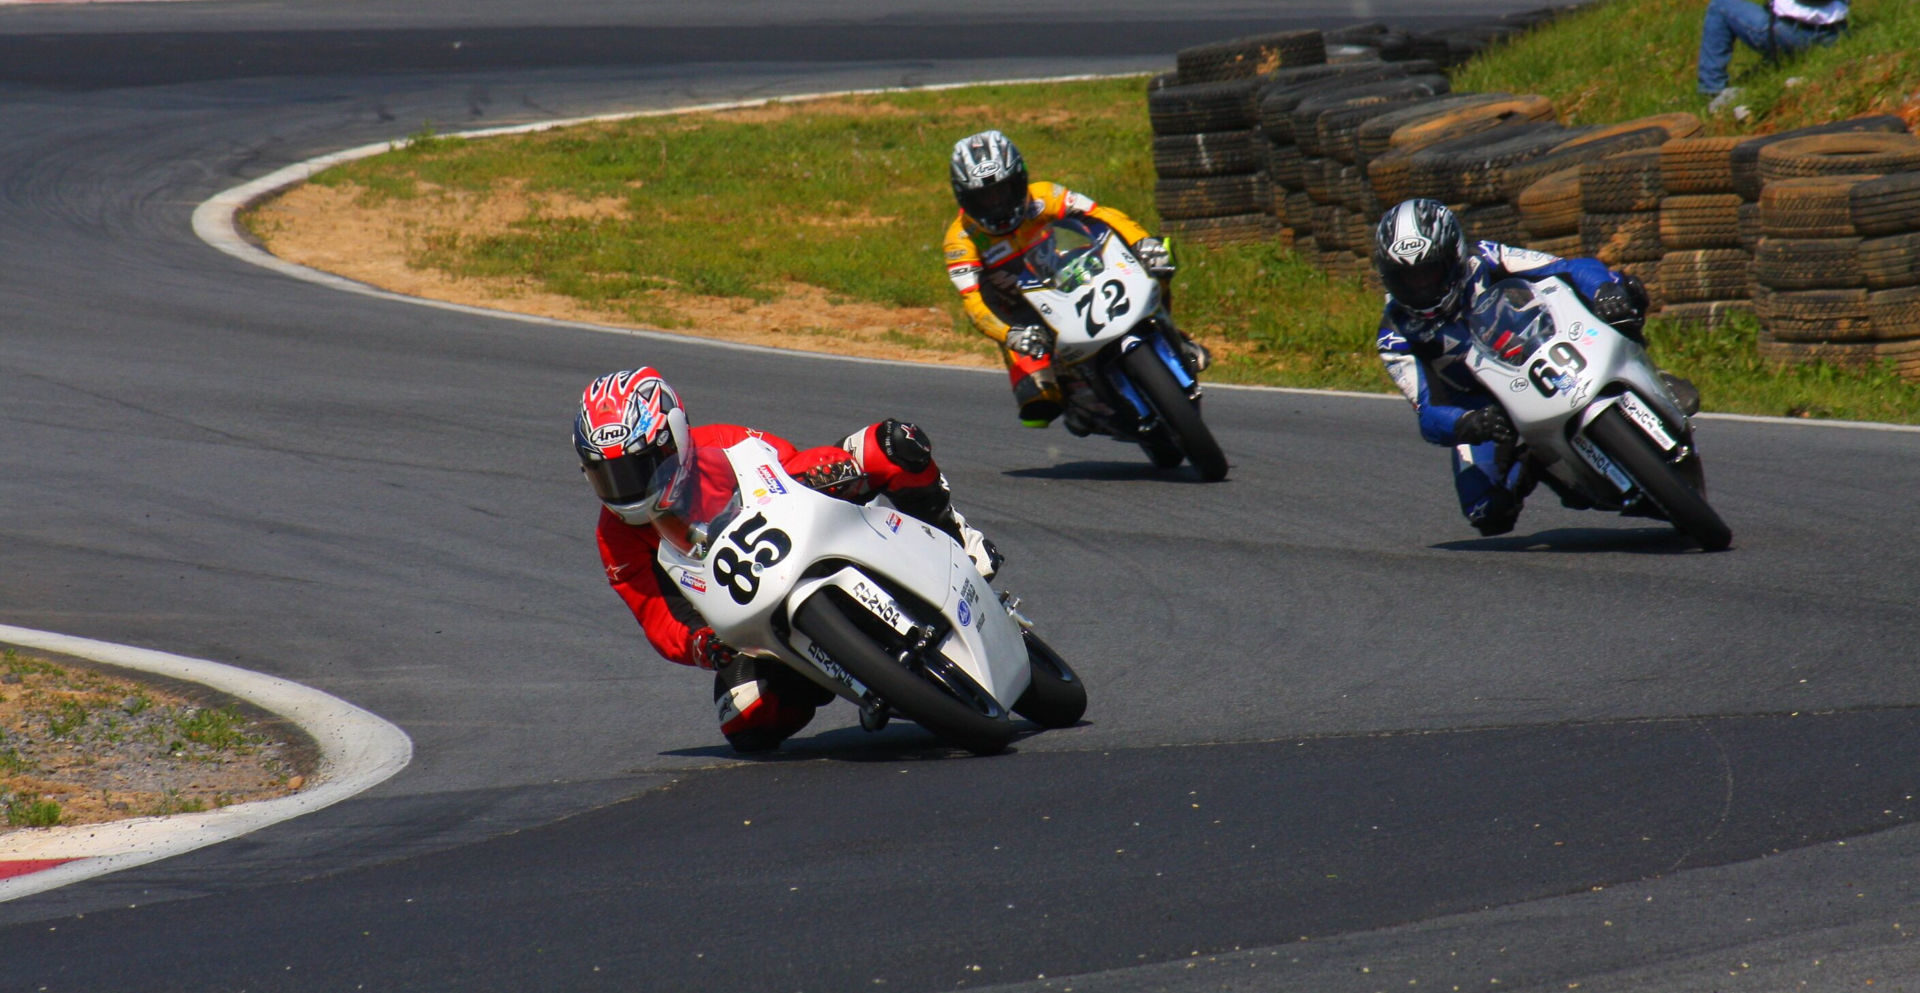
[1373,198,1682,537]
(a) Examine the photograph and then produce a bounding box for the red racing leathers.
[596,420,950,750]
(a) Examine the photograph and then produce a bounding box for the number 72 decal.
[1073,278,1131,334]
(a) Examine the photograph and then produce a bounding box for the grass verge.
[244,2,1920,422]
[0,647,305,828]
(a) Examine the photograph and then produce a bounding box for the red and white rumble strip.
[0,625,411,901]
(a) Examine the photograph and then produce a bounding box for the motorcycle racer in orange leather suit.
[944,129,1203,427]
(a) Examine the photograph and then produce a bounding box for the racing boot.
[1467,488,1522,537]
[1013,370,1064,427]
[1179,332,1212,373]
[943,506,1004,581]
[1661,371,1701,417]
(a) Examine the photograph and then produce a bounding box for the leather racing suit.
[596,419,970,751]
[1377,241,1625,531]
[944,181,1155,421]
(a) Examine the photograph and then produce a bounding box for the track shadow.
[1004,460,1216,483]
[660,718,1088,763]
[1433,524,1702,554]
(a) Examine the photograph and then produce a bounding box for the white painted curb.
[190,78,1920,432]
[0,626,412,902]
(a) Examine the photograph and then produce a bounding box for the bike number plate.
[1572,433,1635,494]
[1615,392,1677,451]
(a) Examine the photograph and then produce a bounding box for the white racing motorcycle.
[652,439,1086,755]
[1463,276,1732,551]
[1016,217,1229,481]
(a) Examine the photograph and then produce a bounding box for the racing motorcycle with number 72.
[651,437,1087,755]
[1017,217,1229,481]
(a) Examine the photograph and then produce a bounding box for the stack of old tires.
[1147,30,1328,246]
[1509,114,1699,262]
[1741,118,1920,375]
[1272,63,1452,275]
[1651,133,1748,328]
[1364,96,1560,247]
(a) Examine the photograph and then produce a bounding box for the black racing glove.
[1454,405,1518,446]
[1132,236,1176,279]
[1589,275,1649,343]
[1004,325,1055,360]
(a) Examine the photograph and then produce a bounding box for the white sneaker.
[1706,87,1743,115]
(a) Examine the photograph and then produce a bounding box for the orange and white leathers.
[944,181,1153,421]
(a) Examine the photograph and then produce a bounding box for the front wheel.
[792,595,1015,755]
[1120,344,1229,481]
[1585,406,1732,551]
[1012,630,1087,728]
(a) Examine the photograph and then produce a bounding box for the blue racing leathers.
[1377,241,1623,529]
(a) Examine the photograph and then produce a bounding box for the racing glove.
[1589,276,1648,344]
[1132,236,1176,279]
[1454,405,1518,446]
[1004,325,1055,361]
[693,627,737,671]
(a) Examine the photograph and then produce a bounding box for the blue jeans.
[1698,0,1842,95]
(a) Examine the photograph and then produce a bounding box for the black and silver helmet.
[1373,198,1471,320]
[950,130,1030,236]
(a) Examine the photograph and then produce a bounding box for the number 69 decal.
[1527,341,1587,397]
[1073,278,1132,335]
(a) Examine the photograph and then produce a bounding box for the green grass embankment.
[270,0,1920,422]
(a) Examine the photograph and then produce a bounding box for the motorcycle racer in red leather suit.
[577,367,999,752]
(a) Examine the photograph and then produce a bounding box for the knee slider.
[878,418,934,474]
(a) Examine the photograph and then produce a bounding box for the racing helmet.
[1373,198,1471,320]
[574,368,693,526]
[950,130,1031,236]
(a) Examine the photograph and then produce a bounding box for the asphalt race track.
[3,2,1919,990]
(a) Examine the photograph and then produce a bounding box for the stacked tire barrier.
[1144,9,1920,378]
[1741,121,1920,375]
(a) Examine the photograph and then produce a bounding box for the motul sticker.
[755,465,787,495]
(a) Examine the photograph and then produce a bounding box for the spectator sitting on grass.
[1699,0,1848,105]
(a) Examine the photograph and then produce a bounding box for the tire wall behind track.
[1145,13,1920,375]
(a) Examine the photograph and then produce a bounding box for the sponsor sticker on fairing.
[755,465,787,495]
[679,572,708,594]
[885,512,902,533]
[957,600,972,627]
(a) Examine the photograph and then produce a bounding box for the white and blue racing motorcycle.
[1464,276,1732,551]
[1017,217,1229,481]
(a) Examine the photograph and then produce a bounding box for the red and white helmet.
[573,368,692,525]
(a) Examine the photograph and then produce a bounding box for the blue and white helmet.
[950,130,1030,235]
[1373,198,1470,320]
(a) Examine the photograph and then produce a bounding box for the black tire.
[1585,406,1732,551]
[792,594,1015,755]
[1120,344,1229,481]
[1012,630,1087,729]
[1137,426,1186,468]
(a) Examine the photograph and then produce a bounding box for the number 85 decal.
[1073,278,1131,335]
[1528,341,1586,397]
[711,511,791,605]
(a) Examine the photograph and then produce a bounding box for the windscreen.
[1467,278,1556,367]
[649,445,744,557]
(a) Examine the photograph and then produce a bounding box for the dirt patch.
[0,649,308,829]
[247,182,998,368]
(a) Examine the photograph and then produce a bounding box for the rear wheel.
[1585,406,1732,551]
[793,595,1015,755]
[1012,630,1087,729]
[1120,345,1229,481]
